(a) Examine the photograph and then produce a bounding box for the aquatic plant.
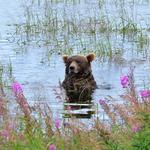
[9,0,150,63]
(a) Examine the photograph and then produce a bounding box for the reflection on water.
[63,102,95,119]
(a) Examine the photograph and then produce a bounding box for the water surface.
[0,0,150,120]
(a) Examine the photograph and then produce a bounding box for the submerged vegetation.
[10,0,150,63]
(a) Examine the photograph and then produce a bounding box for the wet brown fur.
[62,54,97,103]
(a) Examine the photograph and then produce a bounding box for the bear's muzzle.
[69,61,79,74]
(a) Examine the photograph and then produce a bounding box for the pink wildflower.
[140,90,150,98]
[0,130,10,139]
[49,144,56,150]
[131,124,141,133]
[99,99,106,106]
[12,82,31,116]
[120,75,129,88]
[12,82,23,95]
[55,118,61,129]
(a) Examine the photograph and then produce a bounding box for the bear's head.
[62,53,95,75]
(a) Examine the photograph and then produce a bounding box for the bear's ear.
[86,53,95,62]
[62,55,68,63]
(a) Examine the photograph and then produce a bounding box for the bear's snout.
[69,66,75,70]
[69,61,79,74]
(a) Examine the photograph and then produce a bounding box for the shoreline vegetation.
[1,68,150,149]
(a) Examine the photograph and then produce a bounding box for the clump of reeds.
[9,0,150,62]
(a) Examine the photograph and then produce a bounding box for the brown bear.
[62,53,97,103]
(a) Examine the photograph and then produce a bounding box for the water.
[0,0,150,120]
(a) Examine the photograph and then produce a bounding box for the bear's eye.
[67,60,72,64]
[76,60,81,64]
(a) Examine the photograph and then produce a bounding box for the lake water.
[0,0,150,120]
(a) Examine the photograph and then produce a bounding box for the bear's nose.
[69,66,75,70]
